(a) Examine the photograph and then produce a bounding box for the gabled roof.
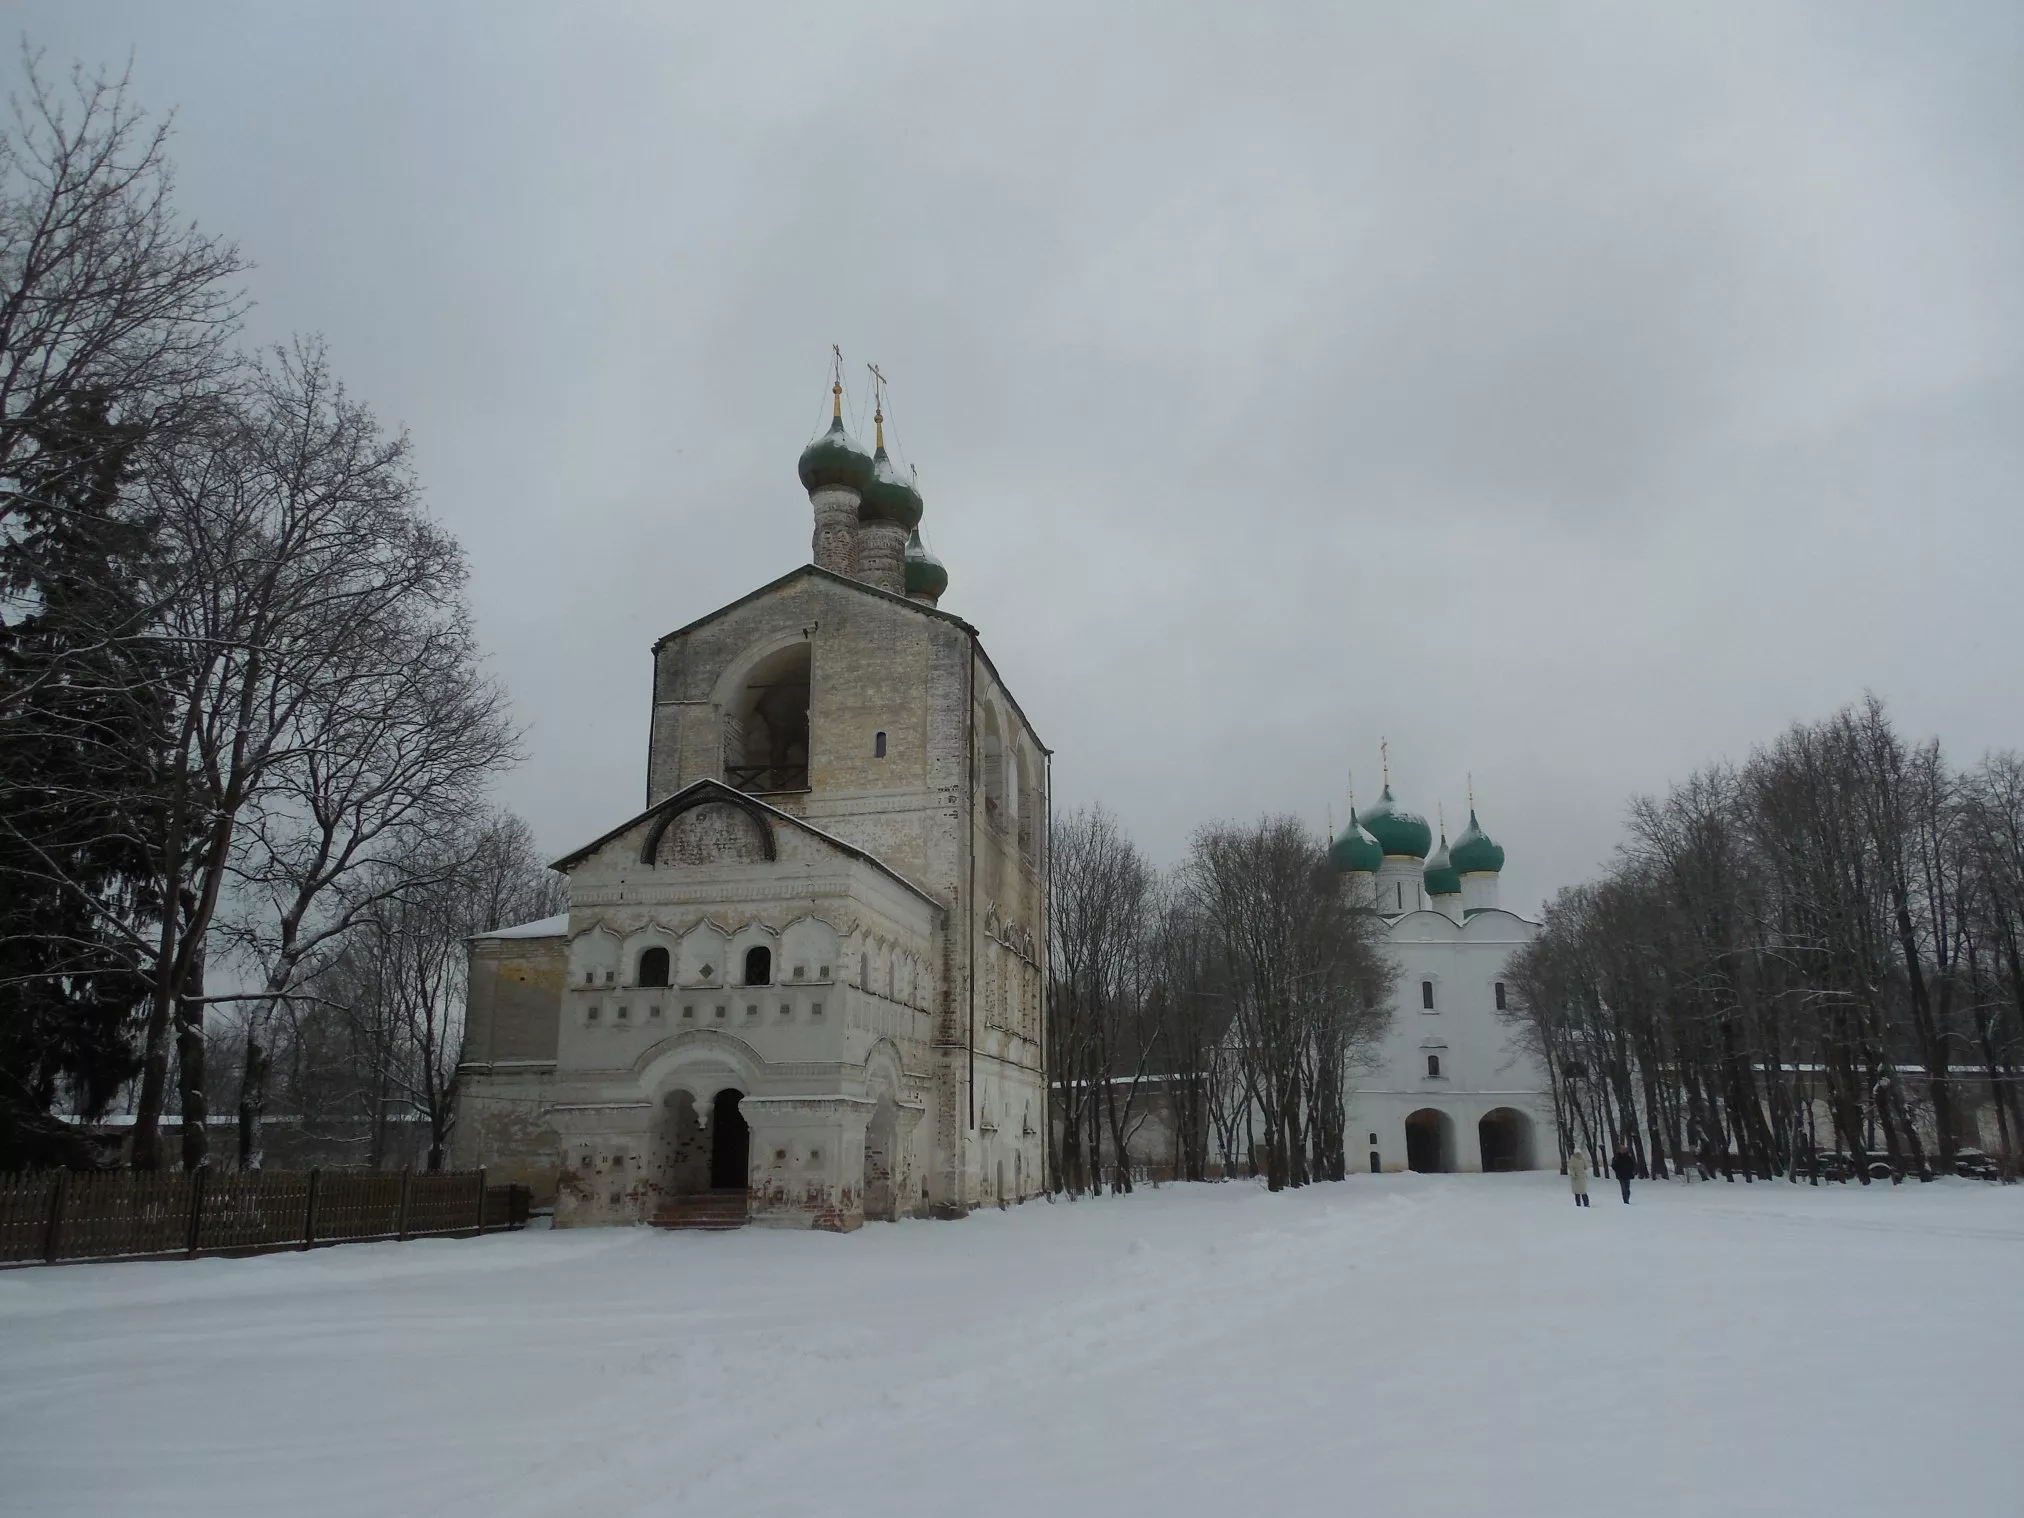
[651,562,971,649]
[469,912,569,942]
[649,563,1051,755]
[548,778,945,912]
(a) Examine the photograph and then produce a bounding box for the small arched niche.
[980,704,1006,822]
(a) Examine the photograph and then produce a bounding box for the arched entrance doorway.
[1405,1108,1450,1174]
[862,1093,897,1222]
[709,1088,749,1191]
[1478,1107,1532,1171]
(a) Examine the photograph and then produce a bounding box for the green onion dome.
[1359,784,1433,859]
[1449,808,1506,874]
[859,445,924,530]
[1329,811,1383,874]
[798,409,873,494]
[904,529,947,599]
[1423,833,1463,897]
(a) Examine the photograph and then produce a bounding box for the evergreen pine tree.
[0,394,169,1166]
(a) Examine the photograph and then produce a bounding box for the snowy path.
[2,1174,2018,1517]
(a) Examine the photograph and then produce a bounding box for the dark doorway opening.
[1478,1107,1529,1171]
[1405,1108,1447,1174]
[744,946,772,986]
[863,1094,897,1221]
[638,946,670,988]
[709,1089,749,1190]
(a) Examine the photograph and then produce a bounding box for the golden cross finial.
[831,344,844,417]
[1381,737,1390,788]
[1346,768,1356,818]
[1468,771,1475,810]
[867,362,888,450]
[1438,801,1447,838]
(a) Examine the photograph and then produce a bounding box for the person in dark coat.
[1611,1142,1638,1203]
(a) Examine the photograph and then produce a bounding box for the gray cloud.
[20,0,2023,910]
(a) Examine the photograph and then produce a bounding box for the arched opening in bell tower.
[726,643,811,794]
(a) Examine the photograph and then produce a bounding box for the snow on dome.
[799,413,874,494]
[859,445,924,530]
[1359,784,1433,859]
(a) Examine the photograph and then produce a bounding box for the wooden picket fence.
[0,1168,530,1268]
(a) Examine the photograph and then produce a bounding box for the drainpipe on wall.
[1041,747,1053,1199]
[967,635,978,1139]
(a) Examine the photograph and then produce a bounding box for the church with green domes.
[452,372,1046,1228]
[1329,766,1552,1174]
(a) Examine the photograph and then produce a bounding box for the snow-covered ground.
[3,1173,2018,1517]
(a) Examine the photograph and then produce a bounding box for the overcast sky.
[17,2,2023,912]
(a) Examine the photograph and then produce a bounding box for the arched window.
[1421,979,1435,1010]
[1494,981,1508,1010]
[874,730,887,758]
[743,946,772,986]
[1427,1054,1442,1078]
[638,947,670,988]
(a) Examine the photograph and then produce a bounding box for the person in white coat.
[1568,1146,1592,1207]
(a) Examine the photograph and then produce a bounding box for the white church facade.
[1332,779,1555,1173]
[451,382,1049,1228]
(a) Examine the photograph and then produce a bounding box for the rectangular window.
[650,1005,663,1019]
[586,1006,599,1021]
[779,1002,791,1016]
[746,1003,758,1018]
[1494,981,1508,1010]
[616,1006,629,1020]
[794,965,806,979]
[682,1005,694,1020]
[819,964,830,980]
[811,1001,824,1018]
[714,1004,727,1020]
[1421,980,1435,1011]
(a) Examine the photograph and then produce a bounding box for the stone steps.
[652,1191,749,1231]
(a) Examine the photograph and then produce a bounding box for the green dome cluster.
[904,529,947,599]
[1360,785,1433,859]
[1329,811,1383,874]
[1449,809,1505,874]
[798,414,873,494]
[860,446,924,530]
[1422,833,1463,897]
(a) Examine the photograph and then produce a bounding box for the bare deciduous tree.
[1506,697,2024,1186]
[221,590,520,1168]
